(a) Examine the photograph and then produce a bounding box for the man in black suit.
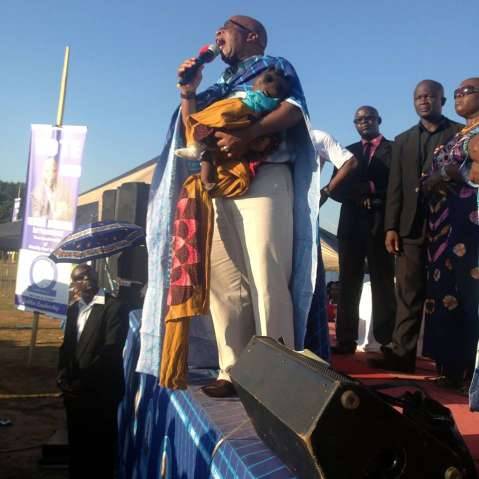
[370,80,463,372]
[57,264,129,478]
[330,106,396,354]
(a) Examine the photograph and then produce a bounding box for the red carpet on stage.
[329,326,479,471]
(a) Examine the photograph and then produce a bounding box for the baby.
[175,68,291,190]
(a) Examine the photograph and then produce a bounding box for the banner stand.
[26,46,70,366]
[28,312,40,367]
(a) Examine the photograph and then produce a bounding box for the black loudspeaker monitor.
[230,337,474,479]
[101,189,117,221]
[114,182,149,228]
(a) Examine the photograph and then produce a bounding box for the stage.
[119,312,479,478]
[118,312,296,478]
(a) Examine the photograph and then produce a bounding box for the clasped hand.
[348,181,371,202]
[422,173,455,197]
[214,130,253,160]
[57,373,81,400]
[422,164,463,196]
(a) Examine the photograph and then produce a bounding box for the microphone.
[178,44,220,86]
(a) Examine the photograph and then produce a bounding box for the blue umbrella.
[50,220,145,263]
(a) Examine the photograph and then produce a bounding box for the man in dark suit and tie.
[57,264,129,478]
[370,80,463,372]
[330,106,396,354]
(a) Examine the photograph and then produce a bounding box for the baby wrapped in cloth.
[175,67,290,189]
[161,68,291,388]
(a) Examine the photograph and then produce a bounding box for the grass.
[0,296,67,478]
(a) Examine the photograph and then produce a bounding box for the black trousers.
[65,398,119,479]
[336,232,396,346]
[390,241,427,362]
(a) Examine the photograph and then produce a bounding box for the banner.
[15,124,87,318]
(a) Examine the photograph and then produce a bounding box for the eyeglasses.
[221,19,254,35]
[218,20,266,48]
[453,86,479,99]
[354,115,378,124]
[71,277,88,283]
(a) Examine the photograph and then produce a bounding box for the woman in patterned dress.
[422,78,479,396]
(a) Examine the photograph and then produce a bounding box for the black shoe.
[201,380,237,398]
[433,376,469,396]
[331,342,357,355]
[433,376,463,389]
[367,348,415,373]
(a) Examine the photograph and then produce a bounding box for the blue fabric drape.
[136,55,329,377]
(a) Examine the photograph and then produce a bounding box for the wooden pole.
[27,312,40,367]
[56,46,70,127]
[28,47,70,366]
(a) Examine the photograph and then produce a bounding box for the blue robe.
[469,177,479,412]
[136,55,329,376]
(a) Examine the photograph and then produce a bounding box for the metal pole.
[56,46,70,127]
[27,311,40,367]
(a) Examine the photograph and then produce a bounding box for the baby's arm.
[215,101,302,159]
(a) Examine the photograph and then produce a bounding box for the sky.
[1,0,478,233]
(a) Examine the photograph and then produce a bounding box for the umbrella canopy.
[50,220,145,263]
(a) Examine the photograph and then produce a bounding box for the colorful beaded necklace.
[460,116,479,135]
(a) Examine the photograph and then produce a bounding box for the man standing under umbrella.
[57,264,129,478]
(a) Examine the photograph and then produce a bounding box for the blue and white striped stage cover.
[119,311,296,479]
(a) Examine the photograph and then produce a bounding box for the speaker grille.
[291,350,355,384]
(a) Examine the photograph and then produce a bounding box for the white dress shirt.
[311,129,353,172]
[76,289,105,341]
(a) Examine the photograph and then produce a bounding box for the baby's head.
[253,68,290,100]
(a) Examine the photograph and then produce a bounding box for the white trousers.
[209,164,295,380]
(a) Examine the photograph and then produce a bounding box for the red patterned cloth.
[160,160,252,389]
